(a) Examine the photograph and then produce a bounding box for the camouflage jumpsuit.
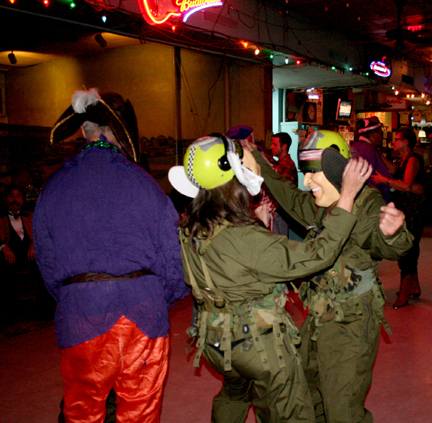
[253,151,413,423]
[180,207,358,423]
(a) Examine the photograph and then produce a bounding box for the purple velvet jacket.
[351,137,393,203]
[33,141,189,348]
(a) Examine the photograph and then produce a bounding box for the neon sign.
[181,1,223,22]
[407,25,423,32]
[370,57,391,78]
[139,0,223,25]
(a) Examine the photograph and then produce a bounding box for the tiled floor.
[1,237,432,423]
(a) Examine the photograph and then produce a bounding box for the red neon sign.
[139,0,181,25]
[407,25,423,32]
[139,0,223,25]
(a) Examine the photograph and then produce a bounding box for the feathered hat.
[50,88,140,162]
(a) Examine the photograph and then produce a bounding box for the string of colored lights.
[4,0,431,99]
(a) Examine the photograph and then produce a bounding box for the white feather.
[72,88,101,113]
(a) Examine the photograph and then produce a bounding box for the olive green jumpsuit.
[180,205,359,423]
[253,150,413,423]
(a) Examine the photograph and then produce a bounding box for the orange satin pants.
[60,315,169,423]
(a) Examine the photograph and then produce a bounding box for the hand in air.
[379,202,405,236]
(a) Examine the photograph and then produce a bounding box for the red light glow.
[407,25,423,32]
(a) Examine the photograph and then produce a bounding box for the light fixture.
[419,130,426,138]
[395,90,399,95]
[8,51,17,65]
[95,33,107,48]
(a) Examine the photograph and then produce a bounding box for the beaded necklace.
[81,140,123,155]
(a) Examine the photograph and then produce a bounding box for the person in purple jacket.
[351,116,393,202]
[33,88,189,423]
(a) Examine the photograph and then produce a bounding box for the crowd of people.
[0,89,426,423]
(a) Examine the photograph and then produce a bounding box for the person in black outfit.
[371,126,426,308]
[0,184,55,323]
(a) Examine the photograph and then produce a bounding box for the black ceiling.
[1,0,431,71]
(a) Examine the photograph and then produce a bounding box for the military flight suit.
[252,150,413,423]
[180,206,359,423]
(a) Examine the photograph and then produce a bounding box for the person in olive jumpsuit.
[249,130,413,423]
[168,133,405,423]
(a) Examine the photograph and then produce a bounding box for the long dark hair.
[180,177,259,242]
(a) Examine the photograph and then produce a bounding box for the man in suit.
[0,184,53,322]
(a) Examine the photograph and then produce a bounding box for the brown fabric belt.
[62,269,155,286]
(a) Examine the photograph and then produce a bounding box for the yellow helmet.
[168,134,263,198]
[183,135,238,190]
[298,130,351,173]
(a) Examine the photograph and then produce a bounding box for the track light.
[95,33,107,48]
[8,51,17,65]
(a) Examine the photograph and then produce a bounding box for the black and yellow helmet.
[169,134,262,198]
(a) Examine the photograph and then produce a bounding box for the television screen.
[336,99,353,120]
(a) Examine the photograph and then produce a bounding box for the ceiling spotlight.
[95,33,107,48]
[8,51,17,65]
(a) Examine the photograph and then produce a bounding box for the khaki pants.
[299,293,380,423]
[203,330,315,423]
